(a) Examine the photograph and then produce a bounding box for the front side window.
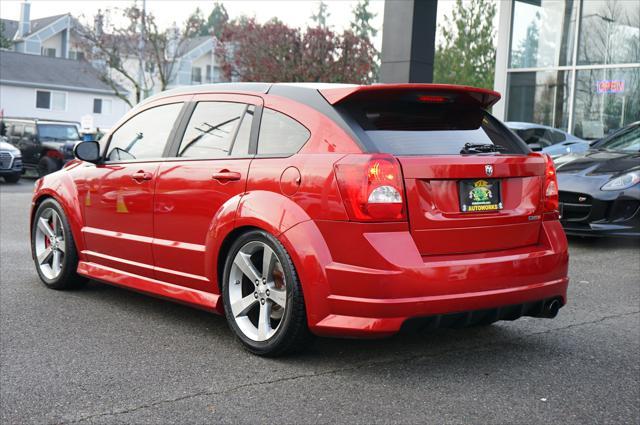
[178,102,250,159]
[596,125,640,153]
[257,108,310,156]
[107,103,183,161]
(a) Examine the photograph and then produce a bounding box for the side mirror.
[74,141,101,163]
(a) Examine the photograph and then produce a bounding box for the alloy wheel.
[228,241,287,342]
[34,208,66,280]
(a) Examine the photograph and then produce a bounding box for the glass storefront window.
[507,70,572,130]
[572,67,640,139]
[510,0,578,68]
[577,0,640,65]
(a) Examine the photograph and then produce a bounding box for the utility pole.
[138,0,146,100]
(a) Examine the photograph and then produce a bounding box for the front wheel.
[222,230,313,356]
[3,172,20,183]
[31,198,87,289]
[37,156,60,177]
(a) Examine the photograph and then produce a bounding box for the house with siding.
[2,1,225,107]
[0,51,129,129]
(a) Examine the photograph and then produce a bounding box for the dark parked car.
[1,118,81,176]
[0,138,23,183]
[556,121,640,237]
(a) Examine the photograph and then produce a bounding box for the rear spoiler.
[318,84,501,109]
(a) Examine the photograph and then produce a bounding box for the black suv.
[0,118,81,176]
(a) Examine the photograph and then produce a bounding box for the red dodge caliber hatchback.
[31,83,569,356]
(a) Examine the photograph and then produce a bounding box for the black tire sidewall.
[222,230,300,355]
[4,173,21,183]
[31,198,80,289]
[38,156,59,177]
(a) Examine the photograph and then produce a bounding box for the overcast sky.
[0,1,384,49]
[0,1,464,51]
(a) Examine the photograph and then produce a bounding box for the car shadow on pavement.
[567,235,640,249]
[77,279,549,364]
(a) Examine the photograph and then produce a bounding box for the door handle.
[211,170,241,182]
[132,170,153,182]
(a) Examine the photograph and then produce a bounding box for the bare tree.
[76,4,208,106]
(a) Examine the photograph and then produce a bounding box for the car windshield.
[37,124,80,141]
[596,125,640,153]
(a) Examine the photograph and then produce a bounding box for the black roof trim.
[143,82,367,150]
[266,84,365,150]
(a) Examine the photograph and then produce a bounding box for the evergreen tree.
[206,2,229,38]
[349,0,379,81]
[350,0,377,39]
[185,7,207,37]
[311,1,331,29]
[0,21,13,49]
[433,0,496,89]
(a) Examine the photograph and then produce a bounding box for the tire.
[31,198,87,290]
[3,173,20,183]
[37,156,60,177]
[222,230,314,356]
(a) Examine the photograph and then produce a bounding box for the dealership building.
[493,0,639,139]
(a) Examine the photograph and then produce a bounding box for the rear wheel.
[37,156,59,177]
[31,198,87,289]
[222,230,313,356]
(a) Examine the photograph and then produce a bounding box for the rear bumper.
[289,220,569,338]
[314,278,568,337]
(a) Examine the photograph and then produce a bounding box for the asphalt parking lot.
[1,178,638,424]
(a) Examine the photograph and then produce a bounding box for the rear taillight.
[543,153,559,220]
[334,154,406,222]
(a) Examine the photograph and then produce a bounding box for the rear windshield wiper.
[460,143,506,154]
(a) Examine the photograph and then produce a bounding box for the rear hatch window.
[337,100,528,156]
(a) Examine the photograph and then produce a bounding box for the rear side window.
[257,108,310,156]
[107,103,182,161]
[10,124,24,137]
[178,102,250,159]
[231,105,254,157]
[24,126,35,137]
[340,101,527,155]
[515,128,553,148]
[551,130,566,143]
